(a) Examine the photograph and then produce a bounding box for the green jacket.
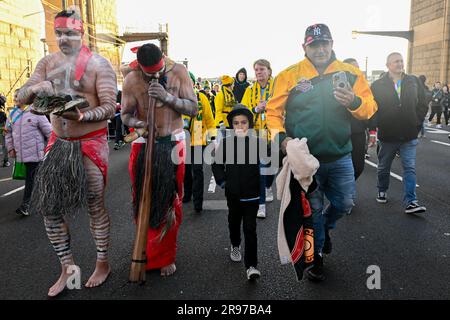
[267,57,377,162]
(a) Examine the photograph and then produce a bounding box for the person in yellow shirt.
[214,75,236,129]
[183,72,216,212]
[241,59,275,219]
[200,80,216,117]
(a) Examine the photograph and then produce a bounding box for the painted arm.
[164,67,198,117]
[16,58,52,105]
[121,75,146,129]
[81,58,117,122]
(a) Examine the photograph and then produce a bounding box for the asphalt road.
[0,124,449,300]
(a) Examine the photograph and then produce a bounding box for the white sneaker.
[230,245,242,262]
[246,266,261,281]
[265,187,274,203]
[208,176,216,193]
[257,205,266,219]
[436,124,443,129]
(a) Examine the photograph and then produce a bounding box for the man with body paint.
[16,8,117,297]
[121,43,197,277]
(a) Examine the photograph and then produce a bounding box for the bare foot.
[85,261,111,288]
[48,264,78,298]
[160,263,177,277]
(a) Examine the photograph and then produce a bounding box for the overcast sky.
[117,0,411,78]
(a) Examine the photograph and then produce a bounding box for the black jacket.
[233,68,250,103]
[441,93,450,110]
[430,88,443,107]
[212,133,267,200]
[370,73,429,142]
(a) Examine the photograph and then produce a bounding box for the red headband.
[54,17,84,33]
[139,58,165,74]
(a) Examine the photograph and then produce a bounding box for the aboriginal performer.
[16,7,117,297]
[121,43,197,277]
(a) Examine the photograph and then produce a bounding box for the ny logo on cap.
[314,27,321,36]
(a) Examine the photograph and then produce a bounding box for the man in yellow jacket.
[183,72,216,212]
[266,24,377,282]
[241,59,275,219]
[214,75,236,129]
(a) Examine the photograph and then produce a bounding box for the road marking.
[431,140,450,147]
[426,127,450,135]
[1,186,25,198]
[202,200,228,211]
[365,160,419,187]
[0,178,12,182]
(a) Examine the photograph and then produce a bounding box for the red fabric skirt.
[129,140,185,270]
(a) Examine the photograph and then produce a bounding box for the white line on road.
[431,140,450,147]
[365,160,419,188]
[0,178,12,182]
[1,186,25,198]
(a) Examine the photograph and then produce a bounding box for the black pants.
[351,132,367,180]
[429,107,443,125]
[227,197,258,269]
[444,108,449,125]
[114,116,129,143]
[183,146,204,210]
[23,162,39,207]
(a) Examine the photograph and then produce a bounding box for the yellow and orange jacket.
[183,91,216,146]
[266,57,377,162]
[241,78,274,136]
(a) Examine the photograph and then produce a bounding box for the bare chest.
[45,57,96,96]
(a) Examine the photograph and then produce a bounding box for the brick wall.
[410,0,450,84]
[0,0,44,107]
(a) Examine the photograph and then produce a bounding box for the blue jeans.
[259,163,275,205]
[377,139,418,207]
[308,154,355,255]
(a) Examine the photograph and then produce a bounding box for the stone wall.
[0,0,44,108]
[409,0,450,84]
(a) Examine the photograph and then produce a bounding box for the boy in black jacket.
[212,104,267,281]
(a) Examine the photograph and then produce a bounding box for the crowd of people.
[0,7,438,297]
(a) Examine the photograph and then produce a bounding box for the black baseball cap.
[304,24,333,46]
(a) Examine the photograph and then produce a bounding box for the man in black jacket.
[428,82,444,128]
[370,52,428,214]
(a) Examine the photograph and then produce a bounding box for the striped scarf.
[248,78,274,108]
[222,86,236,108]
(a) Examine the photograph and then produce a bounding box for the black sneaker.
[3,161,11,167]
[15,205,29,217]
[376,192,387,204]
[113,143,120,150]
[405,201,426,214]
[323,229,332,255]
[307,254,325,282]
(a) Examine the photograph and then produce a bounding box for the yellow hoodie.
[214,86,236,128]
[183,91,216,146]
